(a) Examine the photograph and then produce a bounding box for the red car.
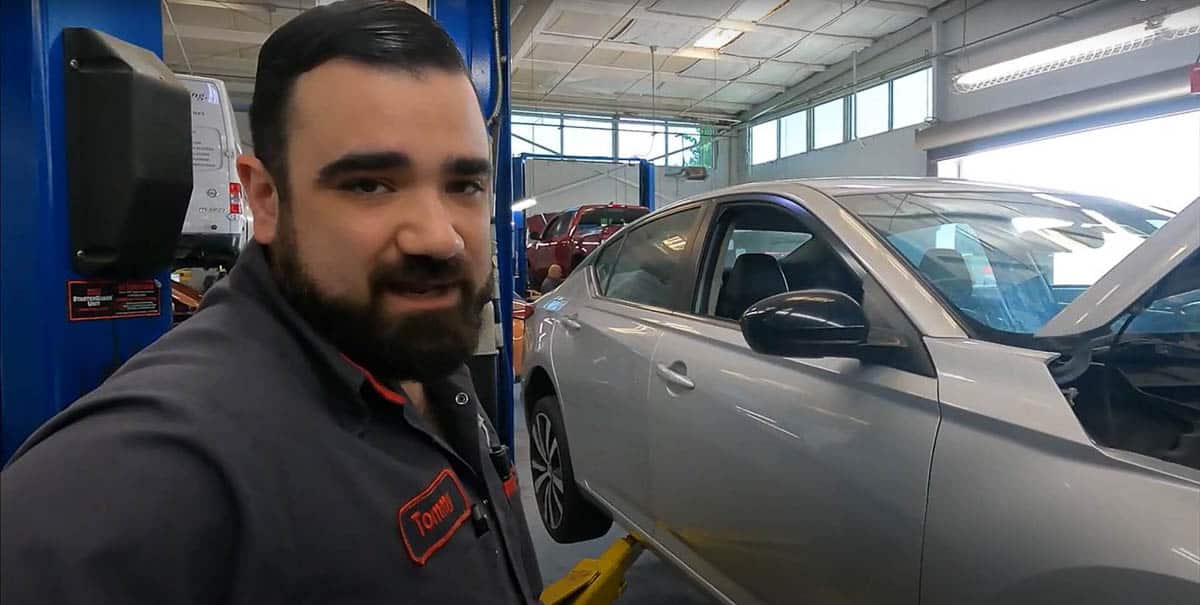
[526,203,649,286]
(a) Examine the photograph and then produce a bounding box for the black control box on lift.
[64,27,193,278]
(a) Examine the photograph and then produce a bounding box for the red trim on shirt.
[340,354,407,405]
[503,468,519,497]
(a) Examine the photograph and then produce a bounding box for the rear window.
[576,207,648,235]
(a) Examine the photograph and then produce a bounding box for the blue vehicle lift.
[511,153,655,296]
[1,0,522,458]
[1,0,174,461]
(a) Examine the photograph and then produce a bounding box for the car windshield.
[836,191,1176,336]
[575,207,647,235]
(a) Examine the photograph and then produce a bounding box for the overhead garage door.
[917,66,1200,212]
[936,110,1200,212]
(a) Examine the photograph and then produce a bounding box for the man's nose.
[394,187,464,260]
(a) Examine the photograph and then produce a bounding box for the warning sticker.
[67,280,162,322]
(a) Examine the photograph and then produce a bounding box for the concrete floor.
[512,393,716,604]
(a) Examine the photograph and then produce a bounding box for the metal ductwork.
[917,66,1200,160]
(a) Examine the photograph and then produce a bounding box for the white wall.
[744,126,928,181]
[521,139,733,212]
[733,0,1199,185]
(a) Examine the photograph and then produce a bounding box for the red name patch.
[397,469,471,565]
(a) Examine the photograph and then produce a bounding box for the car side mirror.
[740,290,868,358]
[528,231,541,242]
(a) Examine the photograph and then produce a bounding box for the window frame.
[750,120,779,165]
[812,97,847,149]
[586,203,708,314]
[682,194,936,375]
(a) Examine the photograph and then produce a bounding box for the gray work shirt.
[1,242,543,604]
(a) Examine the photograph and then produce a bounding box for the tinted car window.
[605,209,699,310]
[837,191,1171,335]
[699,204,859,320]
[576,207,648,236]
[589,236,624,295]
[543,210,576,240]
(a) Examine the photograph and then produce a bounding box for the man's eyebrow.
[316,151,412,183]
[445,157,493,177]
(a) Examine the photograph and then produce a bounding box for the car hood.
[1035,197,1199,348]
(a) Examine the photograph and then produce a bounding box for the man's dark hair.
[249,0,468,195]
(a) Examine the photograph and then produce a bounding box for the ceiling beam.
[557,0,875,45]
[170,24,268,46]
[512,91,749,118]
[533,31,827,71]
[511,0,557,61]
[520,58,788,92]
[858,1,929,18]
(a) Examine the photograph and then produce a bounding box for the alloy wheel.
[530,411,565,530]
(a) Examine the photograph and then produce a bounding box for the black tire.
[528,394,612,543]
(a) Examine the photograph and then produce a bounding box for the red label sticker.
[397,469,471,566]
[67,279,161,321]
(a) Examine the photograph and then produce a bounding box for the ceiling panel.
[626,77,720,99]
[558,72,643,95]
[511,66,567,91]
[776,36,860,64]
[722,31,794,58]
[821,7,918,38]
[546,10,626,38]
[528,42,591,63]
[740,61,813,85]
[680,59,750,80]
[612,19,707,48]
[729,0,790,22]
[646,0,737,18]
[709,84,776,104]
[762,0,843,29]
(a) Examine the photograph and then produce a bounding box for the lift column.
[1,0,173,461]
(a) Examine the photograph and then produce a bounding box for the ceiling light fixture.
[953,6,1200,93]
[694,27,743,49]
[512,198,538,212]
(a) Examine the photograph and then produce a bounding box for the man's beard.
[269,218,492,384]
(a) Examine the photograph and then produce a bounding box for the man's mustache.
[370,255,473,294]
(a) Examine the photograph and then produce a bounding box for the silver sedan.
[521,178,1199,605]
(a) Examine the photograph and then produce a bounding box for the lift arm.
[540,535,646,605]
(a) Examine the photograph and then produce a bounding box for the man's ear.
[237,154,281,245]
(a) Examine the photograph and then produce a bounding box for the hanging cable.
[162,0,194,74]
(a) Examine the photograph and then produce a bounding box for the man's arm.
[1,403,237,604]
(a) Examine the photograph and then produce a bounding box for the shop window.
[750,120,778,165]
[780,111,808,157]
[813,98,845,149]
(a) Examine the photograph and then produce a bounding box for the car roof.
[666,177,1095,209]
[574,203,649,211]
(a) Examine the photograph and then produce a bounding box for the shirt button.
[455,392,470,406]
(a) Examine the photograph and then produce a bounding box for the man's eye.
[339,179,392,195]
[448,180,486,195]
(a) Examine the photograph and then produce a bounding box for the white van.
[176,74,252,269]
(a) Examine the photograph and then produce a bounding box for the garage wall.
[521,142,733,213]
[938,0,1200,122]
[733,0,1199,184]
[743,126,928,181]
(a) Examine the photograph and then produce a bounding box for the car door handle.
[655,362,695,391]
[560,315,582,331]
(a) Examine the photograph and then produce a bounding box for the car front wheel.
[529,394,612,543]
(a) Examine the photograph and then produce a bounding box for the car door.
[529,210,574,282]
[550,205,704,533]
[647,198,940,605]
